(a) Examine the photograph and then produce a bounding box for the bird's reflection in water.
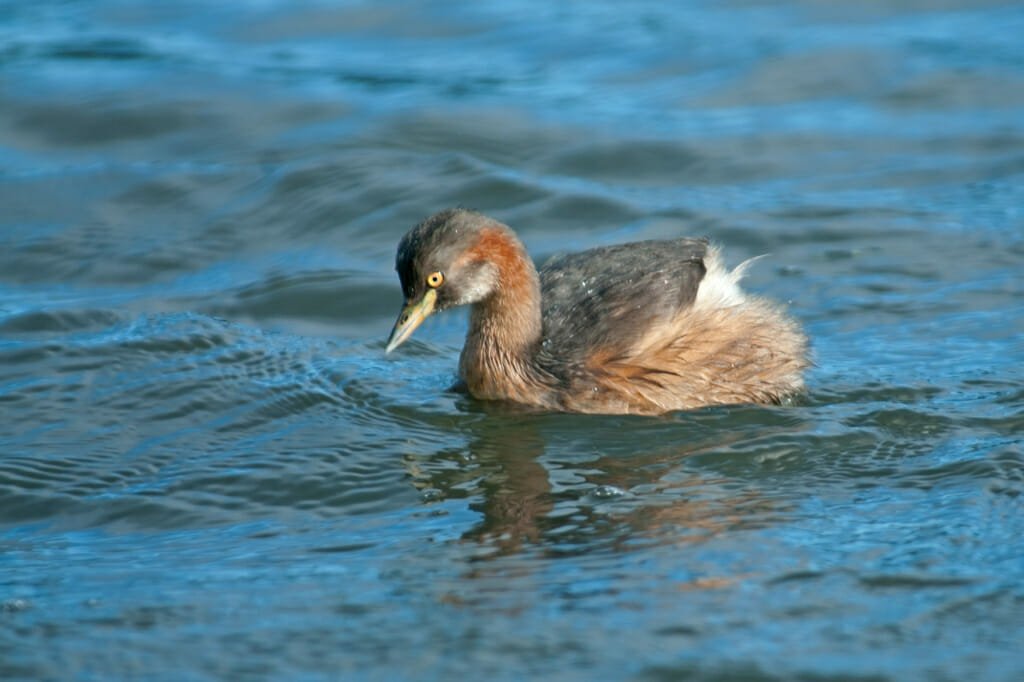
[405,402,785,559]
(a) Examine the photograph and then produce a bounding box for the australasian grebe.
[386,208,808,415]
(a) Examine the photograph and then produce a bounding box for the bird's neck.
[458,228,546,402]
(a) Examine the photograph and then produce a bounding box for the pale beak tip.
[383,289,436,356]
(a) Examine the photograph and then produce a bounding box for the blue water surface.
[1,1,1023,680]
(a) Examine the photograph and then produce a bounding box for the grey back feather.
[537,238,708,365]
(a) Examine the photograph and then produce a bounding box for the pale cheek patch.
[454,262,499,305]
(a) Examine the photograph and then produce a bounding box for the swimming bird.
[386,208,808,415]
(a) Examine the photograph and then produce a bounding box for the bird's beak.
[385,289,437,353]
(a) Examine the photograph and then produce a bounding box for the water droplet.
[421,488,444,502]
[592,485,626,499]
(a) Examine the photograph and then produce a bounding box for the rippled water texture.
[2,1,1023,679]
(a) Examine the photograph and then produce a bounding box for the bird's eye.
[426,271,444,288]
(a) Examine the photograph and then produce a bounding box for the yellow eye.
[426,271,444,288]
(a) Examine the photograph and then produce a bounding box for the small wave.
[41,37,160,63]
[0,308,124,335]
